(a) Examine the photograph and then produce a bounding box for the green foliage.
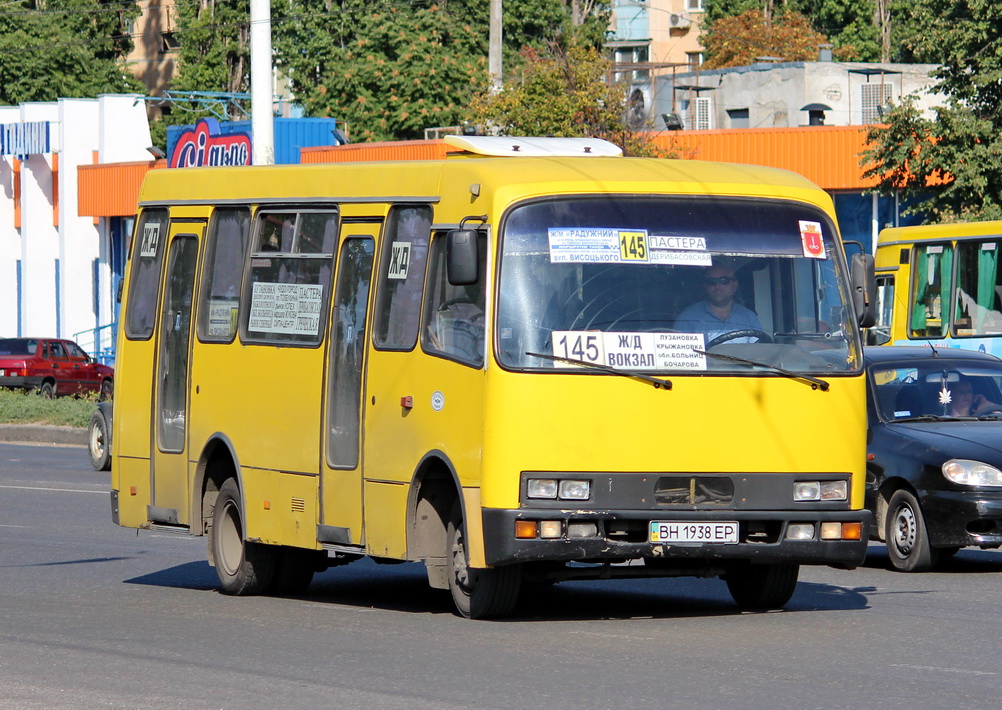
[0,389,96,428]
[467,42,677,158]
[863,1,1002,221]
[276,2,487,141]
[0,0,142,105]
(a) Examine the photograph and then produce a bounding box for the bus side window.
[372,205,433,350]
[908,243,952,338]
[422,231,486,366]
[197,207,250,342]
[124,208,170,340]
[243,210,337,346]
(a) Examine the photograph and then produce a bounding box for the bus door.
[150,223,205,526]
[320,224,377,545]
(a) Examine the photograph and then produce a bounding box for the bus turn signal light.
[515,520,537,539]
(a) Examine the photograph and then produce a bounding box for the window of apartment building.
[686,52,704,70]
[687,0,705,10]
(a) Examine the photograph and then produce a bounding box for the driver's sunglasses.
[704,276,736,286]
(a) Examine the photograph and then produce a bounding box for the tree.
[704,0,918,63]
[701,9,838,69]
[466,42,679,158]
[0,0,141,105]
[273,0,610,142]
[862,1,1002,221]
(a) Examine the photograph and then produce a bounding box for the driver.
[673,262,763,343]
[945,377,1000,417]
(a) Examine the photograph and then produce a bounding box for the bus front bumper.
[482,508,872,569]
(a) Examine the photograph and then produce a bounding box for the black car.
[865,345,1002,571]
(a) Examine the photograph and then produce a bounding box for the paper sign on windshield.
[551,331,706,371]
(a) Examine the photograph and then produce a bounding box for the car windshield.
[0,338,38,356]
[495,196,861,376]
[871,360,1002,420]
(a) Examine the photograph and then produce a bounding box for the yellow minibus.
[110,135,873,618]
[873,220,1002,354]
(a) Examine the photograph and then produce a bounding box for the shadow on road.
[124,557,874,620]
[862,545,1002,574]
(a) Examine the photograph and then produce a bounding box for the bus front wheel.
[210,478,276,595]
[724,562,799,610]
[447,501,521,619]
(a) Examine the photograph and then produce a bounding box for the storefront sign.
[0,121,51,157]
[169,118,251,168]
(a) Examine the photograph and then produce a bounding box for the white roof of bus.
[443,135,623,157]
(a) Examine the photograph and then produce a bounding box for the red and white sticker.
[799,220,827,259]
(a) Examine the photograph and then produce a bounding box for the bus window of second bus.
[908,243,952,339]
[954,240,1002,336]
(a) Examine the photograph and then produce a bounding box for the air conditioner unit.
[669,13,692,29]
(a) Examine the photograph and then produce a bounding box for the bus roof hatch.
[443,135,623,157]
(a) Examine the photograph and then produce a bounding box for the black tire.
[269,547,322,596]
[99,378,113,401]
[209,478,277,595]
[447,500,521,619]
[87,410,111,472]
[725,562,799,610]
[885,489,940,572]
[38,381,55,398]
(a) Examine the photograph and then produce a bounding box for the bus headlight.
[942,459,1002,487]
[558,479,591,501]
[526,479,558,499]
[794,480,847,501]
[526,478,591,501]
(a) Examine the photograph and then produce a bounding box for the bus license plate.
[649,521,739,544]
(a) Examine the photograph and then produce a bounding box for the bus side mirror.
[447,229,479,285]
[851,253,876,329]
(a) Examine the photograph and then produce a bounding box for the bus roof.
[137,151,834,216]
[878,220,1002,246]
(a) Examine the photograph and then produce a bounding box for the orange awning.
[77,159,165,217]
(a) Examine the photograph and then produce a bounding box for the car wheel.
[87,410,111,471]
[99,379,113,401]
[209,478,277,595]
[38,381,55,398]
[447,500,521,619]
[885,489,940,572]
[725,562,799,610]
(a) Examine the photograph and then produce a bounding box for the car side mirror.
[851,253,876,329]
[446,229,479,286]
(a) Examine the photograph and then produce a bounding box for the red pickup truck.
[0,337,114,399]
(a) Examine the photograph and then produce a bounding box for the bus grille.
[654,476,734,506]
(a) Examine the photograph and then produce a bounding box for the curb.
[0,424,87,446]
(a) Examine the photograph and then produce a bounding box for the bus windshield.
[496,196,860,376]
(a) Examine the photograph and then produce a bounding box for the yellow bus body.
[110,139,870,616]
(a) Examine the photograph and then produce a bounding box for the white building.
[0,95,152,355]
[652,60,943,131]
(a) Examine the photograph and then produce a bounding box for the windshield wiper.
[525,352,672,390]
[691,348,830,391]
[893,414,962,422]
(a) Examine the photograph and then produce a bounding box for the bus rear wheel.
[210,478,276,595]
[725,562,799,610]
[447,501,521,619]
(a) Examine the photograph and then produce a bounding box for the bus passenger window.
[422,232,486,366]
[242,210,337,346]
[197,207,250,342]
[125,208,170,340]
[373,205,432,350]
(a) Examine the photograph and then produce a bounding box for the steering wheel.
[706,328,774,347]
[438,297,483,319]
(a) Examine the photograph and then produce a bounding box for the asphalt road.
[3,442,1002,709]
